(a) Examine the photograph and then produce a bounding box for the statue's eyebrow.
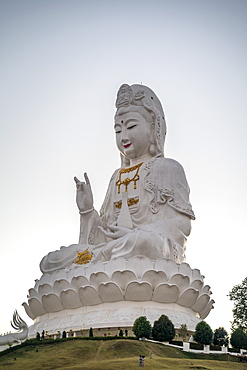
[125,118,138,124]
[114,118,138,129]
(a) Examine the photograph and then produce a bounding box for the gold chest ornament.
[116,162,143,194]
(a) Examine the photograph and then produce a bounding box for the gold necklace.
[116,162,143,194]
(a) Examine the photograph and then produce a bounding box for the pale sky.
[0,0,247,336]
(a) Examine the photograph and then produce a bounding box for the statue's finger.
[108,225,118,231]
[74,176,80,184]
[84,172,91,187]
[97,226,112,238]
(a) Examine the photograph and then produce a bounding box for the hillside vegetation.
[0,338,246,370]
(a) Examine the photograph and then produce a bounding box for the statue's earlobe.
[148,122,157,156]
[149,144,157,156]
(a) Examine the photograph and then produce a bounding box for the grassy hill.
[0,338,246,370]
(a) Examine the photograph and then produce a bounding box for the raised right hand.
[74,172,94,213]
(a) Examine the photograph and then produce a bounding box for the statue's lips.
[123,143,132,148]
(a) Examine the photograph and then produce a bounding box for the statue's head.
[115,84,166,166]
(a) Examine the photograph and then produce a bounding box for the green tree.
[228,277,247,331]
[119,329,123,337]
[230,328,247,349]
[36,332,40,340]
[194,321,213,345]
[179,324,189,341]
[132,316,152,339]
[213,327,229,346]
[62,331,67,338]
[152,315,175,342]
[89,327,94,337]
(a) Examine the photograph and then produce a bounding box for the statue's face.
[114,110,153,161]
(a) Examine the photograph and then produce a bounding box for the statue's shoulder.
[109,168,120,182]
[153,157,185,173]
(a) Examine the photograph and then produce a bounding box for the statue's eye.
[115,129,121,134]
[127,124,137,130]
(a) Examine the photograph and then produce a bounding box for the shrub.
[169,340,183,346]
[194,321,213,345]
[190,342,203,350]
[230,328,247,349]
[210,344,221,351]
[178,324,189,341]
[152,315,175,342]
[132,316,152,339]
[213,327,229,346]
[89,327,94,338]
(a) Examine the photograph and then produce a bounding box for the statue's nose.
[120,125,131,145]
[121,129,129,143]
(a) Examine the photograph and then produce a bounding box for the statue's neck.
[129,154,153,166]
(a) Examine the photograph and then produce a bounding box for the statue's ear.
[148,122,158,157]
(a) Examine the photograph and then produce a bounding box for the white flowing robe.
[40,156,195,273]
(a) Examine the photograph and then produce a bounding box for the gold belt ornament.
[115,197,139,209]
[73,249,93,265]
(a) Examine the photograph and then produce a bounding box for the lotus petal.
[177,288,199,307]
[169,274,190,291]
[98,282,124,302]
[78,286,102,305]
[127,256,154,279]
[42,293,63,312]
[52,269,68,281]
[192,269,202,280]
[104,257,127,278]
[191,293,210,313]
[53,279,70,295]
[60,289,82,309]
[142,270,167,288]
[67,265,87,281]
[155,258,178,279]
[125,281,152,301]
[201,285,211,295]
[179,262,193,279]
[85,261,105,279]
[191,279,203,292]
[90,272,109,288]
[22,302,36,320]
[28,297,47,317]
[71,276,90,291]
[38,284,53,296]
[199,299,215,319]
[153,283,179,303]
[112,270,136,290]
[38,274,51,286]
[28,288,38,298]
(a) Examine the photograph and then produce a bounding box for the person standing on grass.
[138,355,143,367]
[142,355,145,367]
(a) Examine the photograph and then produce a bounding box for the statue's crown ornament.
[116,84,146,108]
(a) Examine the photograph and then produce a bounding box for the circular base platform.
[28,301,201,337]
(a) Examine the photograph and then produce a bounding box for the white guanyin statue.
[23,84,214,336]
[40,84,195,273]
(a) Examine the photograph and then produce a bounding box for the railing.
[144,338,246,357]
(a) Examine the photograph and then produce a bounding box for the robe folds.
[40,156,195,274]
